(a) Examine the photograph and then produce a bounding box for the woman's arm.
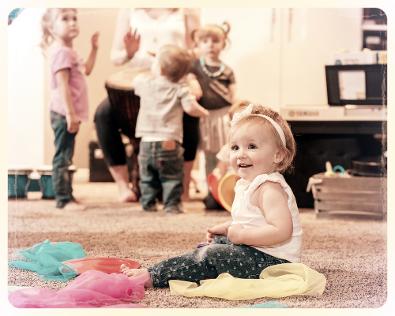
[110,9,134,65]
[84,32,99,76]
[227,183,293,246]
[55,70,80,133]
[183,9,201,49]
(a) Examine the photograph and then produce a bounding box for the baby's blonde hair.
[158,45,193,83]
[231,104,296,173]
[40,8,77,51]
[194,22,231,47]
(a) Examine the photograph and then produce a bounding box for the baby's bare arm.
[186,73,202,99]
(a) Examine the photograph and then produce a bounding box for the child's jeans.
[138,141,184,210]
[147,236,289,288]
[50,111,77,207]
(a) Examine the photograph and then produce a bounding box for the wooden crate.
[309,173,387,218]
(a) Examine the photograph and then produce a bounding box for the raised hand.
[123,27,141,59]
[91,32,99,50]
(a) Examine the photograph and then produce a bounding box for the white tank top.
[231,172,303,262]
[128,9,186,69]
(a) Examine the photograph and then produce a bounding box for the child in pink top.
[41,8,99,210]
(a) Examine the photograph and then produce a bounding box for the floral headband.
[231,104,287,147]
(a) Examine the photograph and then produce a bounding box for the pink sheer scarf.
[9,270,148,308]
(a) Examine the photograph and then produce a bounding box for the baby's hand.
[227,224,244,244]
[206,229,215,243]
[91,32,99,50]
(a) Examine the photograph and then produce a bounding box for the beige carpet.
[8,181,387,308]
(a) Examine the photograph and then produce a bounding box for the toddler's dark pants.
[50,111,76,207]
[148,236,289,288]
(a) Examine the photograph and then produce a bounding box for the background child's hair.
[233,104,296,173]
[158,45,193,83]
[228,100,250,119]
[40,8,77,51]
[194,22,231,47]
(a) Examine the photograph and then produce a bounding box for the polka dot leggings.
[147,236,289,288]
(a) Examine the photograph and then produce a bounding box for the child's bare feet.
[63,201,87,211]
[120,264,153,288]
[119,189,138,203]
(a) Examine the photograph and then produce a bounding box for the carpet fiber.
[8,181,387,308]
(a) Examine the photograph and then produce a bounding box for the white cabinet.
[201,8,362,109]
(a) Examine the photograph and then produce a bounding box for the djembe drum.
[105,68,147,196]
[105,68,146,138]
[8,167,32,198]
[37,165,76,199]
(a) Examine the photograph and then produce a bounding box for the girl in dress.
[182,22,236,203]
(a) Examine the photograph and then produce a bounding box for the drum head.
[8,166,33,174]
[37,165,53,172]
[37,165,76,173]
[105,67,148,91]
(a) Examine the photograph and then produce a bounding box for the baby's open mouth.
[238,163,252,168]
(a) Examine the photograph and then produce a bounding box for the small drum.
[37,165,55,199]
[27,170,41,192]
[105,68,147,139]
[37,165,77,199]
[8,167,32,198]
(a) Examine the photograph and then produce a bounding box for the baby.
[122,104,302,288]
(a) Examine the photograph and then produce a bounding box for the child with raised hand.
[121,103,302,288]
[182,22,236,201]
[41,8,99,211]
[133,45,209,214]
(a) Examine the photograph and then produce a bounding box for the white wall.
[201,8,282,108]
[7,9,46,167]
[7,8,362,169]
[7,8,121,169]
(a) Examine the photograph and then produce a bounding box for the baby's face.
[229,122,282,181]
